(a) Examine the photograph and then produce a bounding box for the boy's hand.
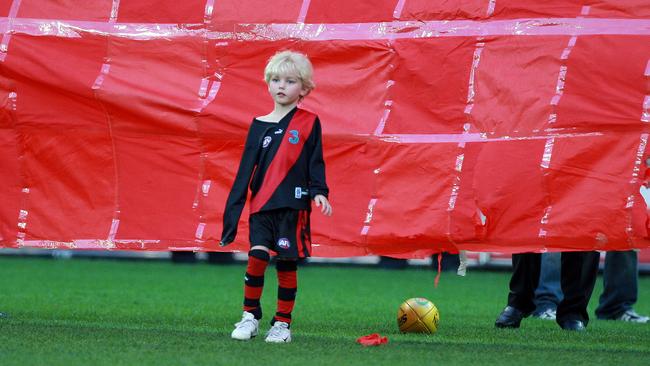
[314,194,332,216]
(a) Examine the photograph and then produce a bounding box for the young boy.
[220,50,332,343]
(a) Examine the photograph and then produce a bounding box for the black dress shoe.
[560,320,586,331]
[495,306,529,328]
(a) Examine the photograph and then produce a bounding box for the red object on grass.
[356,333,389,346]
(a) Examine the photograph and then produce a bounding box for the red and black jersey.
[221,107,329,245]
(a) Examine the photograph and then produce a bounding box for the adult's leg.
[507,252,541,313]
[496,253,541,328]
[534,252,563,315]
[595,251,638,319]
[557,251,599,327]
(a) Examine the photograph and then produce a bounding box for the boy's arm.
[308,117,329,200]
[221,126,258,246]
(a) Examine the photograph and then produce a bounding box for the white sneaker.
[231,311,259,340]
[265,321,291,343]
[536,308,557,321]
[617,310,649,324]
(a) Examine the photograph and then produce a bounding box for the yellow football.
[397,297,440,333]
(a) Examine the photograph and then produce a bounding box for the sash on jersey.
[250,109,316,213]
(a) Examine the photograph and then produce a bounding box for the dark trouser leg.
[556,251,599,326]
[595,251,638,319]
[534,252,563,314]
[507,253,541,314]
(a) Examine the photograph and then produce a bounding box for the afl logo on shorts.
[277,238,291,249]
[262,136,272,148]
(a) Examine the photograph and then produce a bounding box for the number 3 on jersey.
[288,130,299,144]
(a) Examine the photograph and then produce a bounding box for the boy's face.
[268,73,308,107]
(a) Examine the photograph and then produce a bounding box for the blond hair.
[264,50,315,94]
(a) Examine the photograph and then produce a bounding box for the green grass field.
[0,257,648,365]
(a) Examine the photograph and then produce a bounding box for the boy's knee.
[249,248,270,262]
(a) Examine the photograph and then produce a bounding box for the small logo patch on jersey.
[274,128,283,134]
[262,136,272,148]
[288,130,299,144]
[277,238,291,249]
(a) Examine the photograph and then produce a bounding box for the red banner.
[1,1,650,257]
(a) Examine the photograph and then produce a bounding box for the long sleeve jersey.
[220,107,329,244]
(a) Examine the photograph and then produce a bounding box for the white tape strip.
[464,42,485,115]
[5,17,650,41]
[201,80,221,110]
[108,217,120,241]
[193,0,223,237]
[641,94,649,123]
[550,65,568,105]
[364,77,396,235]
[193,177,211,208]
[193,73,222,112]
[195,222,206,239]
[8,91,16,110]
[204,0,215,23]
[540,137,555,169]
[487,0,497,17]
[0,0,22,62]
[626,61,650,235]
[20,239,160,250]
[16,187,29,246]
[373,101,392,136]
[109,0,120,24]
[393,0,406,19]
[448,124,472,212]
[360,195,378,235]
[4,18,650,41]
[374,130,603,144]
[202,179,212,195]
[625,133,648,236]
[191,3,221,237]
[447,31,485,217]
[297,0,311,24]
[198,77,209,98]
[92,63,111,90]
[17,209,27,229]
[538,7,589,239]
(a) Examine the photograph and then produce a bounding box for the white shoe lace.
[235,313,255,328]
[232,312,258,338]
[266,322,290,342]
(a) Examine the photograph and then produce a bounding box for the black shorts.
[249,208,311,259]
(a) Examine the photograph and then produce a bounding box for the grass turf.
[0,257,648,365]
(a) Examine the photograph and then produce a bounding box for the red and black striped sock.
[243,249,270,320]
[273,260,297,325]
